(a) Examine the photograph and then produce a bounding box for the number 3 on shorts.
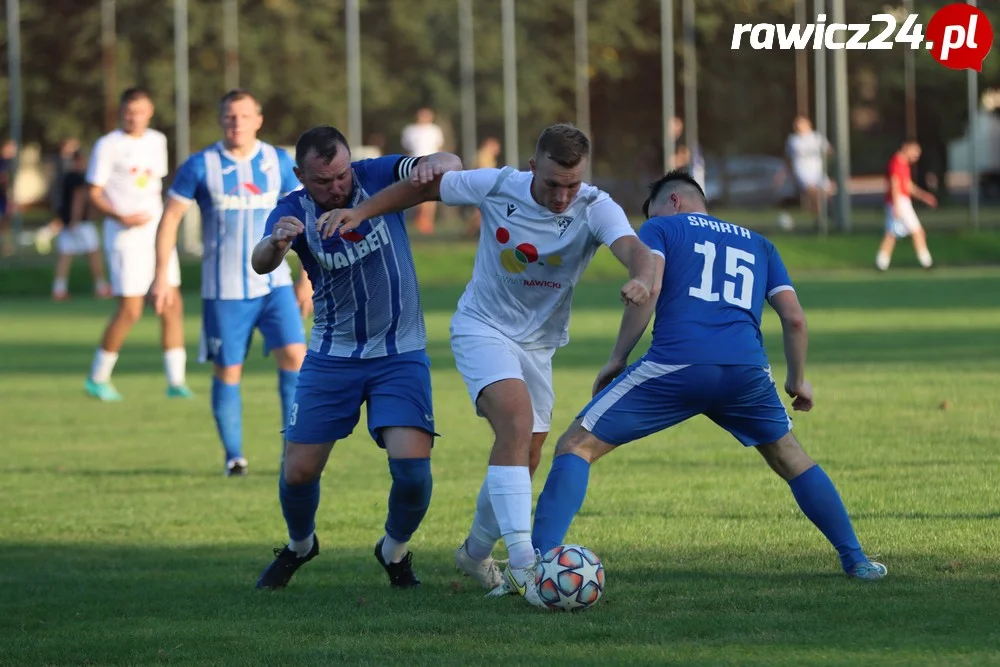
[288,403,299,426]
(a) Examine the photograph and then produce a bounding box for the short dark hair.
[218,89,262,116]
[642,169,706,218]
[534,123,590,168]
[120,87,152,106]
[294,125,350,168]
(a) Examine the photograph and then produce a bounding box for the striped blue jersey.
[638,213,794,366]
[263,154,426,359]
[169,141,300,300]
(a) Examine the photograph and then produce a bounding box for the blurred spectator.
[0,139,16,257]
[776,115,833,231]
[401,107,445,234]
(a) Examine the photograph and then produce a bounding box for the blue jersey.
[169,141,300,300]
[638,213,794,366]
[263,154,426,360]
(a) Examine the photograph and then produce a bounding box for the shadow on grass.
[0,543,996,666]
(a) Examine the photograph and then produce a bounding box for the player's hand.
[270,216,305,250]
[620,278,652,306]
[295,277,314,319]
[593,359,626,396]
[410,159,446,186]
[317,209,364,240]
[120,212,152,227]
[784,379,814,412]
[924,193,938,208]
[151,275,173,315]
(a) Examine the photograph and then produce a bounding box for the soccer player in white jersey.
[150,89,312,477]
[84,87,191,402]
[318,123,655,607]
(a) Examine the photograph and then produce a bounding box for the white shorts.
[885,198,922,238]
[56,222,99,256]
[794,171,831,191]
[104,219,181,297]
[450,315,556,433]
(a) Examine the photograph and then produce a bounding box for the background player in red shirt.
[876,141,937,271]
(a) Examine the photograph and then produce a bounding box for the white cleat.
[455,542,505,589]
[486,552,549,610]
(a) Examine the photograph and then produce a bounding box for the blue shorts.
[199,286,306,367]
[579,361,792,447]
[284,349,438,447]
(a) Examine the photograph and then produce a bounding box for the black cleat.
[256,535,320,589]
[226,458,248,477]
[374,537,421,588]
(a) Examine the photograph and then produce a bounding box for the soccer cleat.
[374,537,421,588]
[166,385,195,399]
[455,541,505,589]
[847,559,888,581]
[486,553,549,609]
[256,535,320,590]
[226,457,248,477]
[85,379,122,402]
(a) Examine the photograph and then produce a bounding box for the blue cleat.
[256,536,320,589]
[847,559,888,581]
[85,379,122,402]
[166,385,195,399]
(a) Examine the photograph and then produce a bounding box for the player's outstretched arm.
[151,197,192,314]
[769,289,813,412]
[609,236,656,306]
[593,253,664,395]
[318,152,463,239]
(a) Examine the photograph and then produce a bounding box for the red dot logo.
[927,3,993,72]
[496,227,510,244]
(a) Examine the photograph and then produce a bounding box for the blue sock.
[278,369,299,430]
[531,453,591,556]
[788,465,866,572]
[385,458,433,542]
[279,473,321,542]
[211,377,242,461]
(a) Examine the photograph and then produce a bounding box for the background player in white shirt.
[400,108,445,235]
[84,88,190,402]
[319,123,655,607]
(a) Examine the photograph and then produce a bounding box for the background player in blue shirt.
[152,90,312,477]
[531,170,887,587]
[250,125,462,590]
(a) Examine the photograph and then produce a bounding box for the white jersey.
[785,131,830,184]
[440,167,636,349]
[401,123,444,157]
[86,128,169,242]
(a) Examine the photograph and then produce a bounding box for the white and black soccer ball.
[535,544,605,611]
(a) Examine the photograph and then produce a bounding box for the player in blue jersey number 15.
[250,125,463,590]
[531,171,887,597]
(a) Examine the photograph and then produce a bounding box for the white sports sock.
[94,278,109,291]
[164,347,187,387]
[917,249,933,268]
[487,465,535,569]
[289,533,314,558]
[90,348,119,383]
[466,477,501,561]
[52,277,68,295]
[876,252,890,271]
[381,534,408,564]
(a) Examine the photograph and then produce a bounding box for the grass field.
[1,250,999,665]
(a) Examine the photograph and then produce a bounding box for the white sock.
[90,348,119,383]
[381,534,408,564]
[487,465,535,569]
[164,347,187,387]
[53,277,68,294]
[917,249,933,268]
[466,477,501,561]
[876,252,890,271]
[289,533,314,558]
[94,278,109,291]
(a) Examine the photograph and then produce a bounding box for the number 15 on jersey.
[688,241,755,309]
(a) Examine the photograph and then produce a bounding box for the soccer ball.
[535,544,606,611]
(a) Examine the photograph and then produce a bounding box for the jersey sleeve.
[588,197,637,247]
[637,219,668,259]
[438,168,502,207]
[167,154,202,202]
[355,154,420,191]
[278,149,301,195]
[85,136,112,187]
[765,240,795,300]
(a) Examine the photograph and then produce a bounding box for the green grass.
[1,263,1000,665]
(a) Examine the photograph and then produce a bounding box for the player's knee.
[388,457,432,502]
[554,423,598,461]
[117,298,143,324]
[758,432,815,481]
[215,364,242,384]
[282,445,327,485]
